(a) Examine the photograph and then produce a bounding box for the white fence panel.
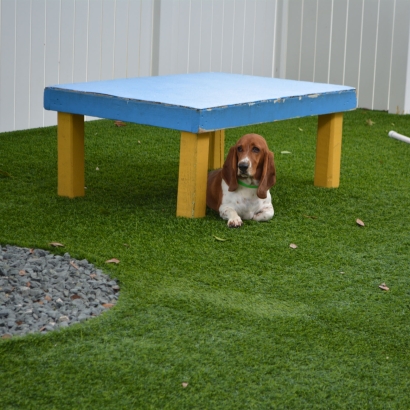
[199,0,213,73]
[285,1,302,81]
[87,0,103,82]
[211,0,224,72]
[15,0,31,131]
[113,0,129,79]
[187,0,201,73]
[328,0,348,86]
[242,0,256,75]
[1,0,410,133]
[344,0,363,91]
[373,0,395,112]
[282,0,410,112]
[273,0,287,79]
[221,0,235,73]
[127,0,142,78]
[231,0,246,74]
[358,0,379,110]
[59,0,75,84]
[0,1,16,132]
[299,0,316,82]
[255,0,273,77]
[176,0,190,74]
[30,0,46,129]
[313,0,332,84]
[157,0,279,77]
[73,0,88,84]
[138,0,153,77]
[389,0,410,114]
[157,0,174,75]
[0,0,155,133]
[100,0,116,80]
[44,0,61,126]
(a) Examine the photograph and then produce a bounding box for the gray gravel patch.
[0,245,120,338]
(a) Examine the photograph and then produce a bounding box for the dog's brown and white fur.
[206,133,276,227]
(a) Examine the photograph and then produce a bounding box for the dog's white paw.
[227,216,243,228]
[253,206,274,222]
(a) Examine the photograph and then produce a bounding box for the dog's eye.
[237,146,243,152]
[252,147,260,153]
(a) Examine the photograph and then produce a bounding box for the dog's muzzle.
[238,161,249,176]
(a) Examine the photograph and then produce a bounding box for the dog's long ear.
[222,146,238,192]
[257,150,276,199]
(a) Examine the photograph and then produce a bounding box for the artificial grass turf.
[0,109,409,409]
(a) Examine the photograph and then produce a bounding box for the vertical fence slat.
[211,0,224,72]
[274,0,287,78]
[87,0,102,82]
[44,0,60,127]
[344,0,363,91]
[314,0,332,84]
[15,0,31,131]
[221,0,235,73]
[299,0,316,82]
[157,0,174,75]
[242,0,256,75]
[127,0,142,78]
[252,0,265,77]
[113,0,129,79]
[139,0,153,76]
[260,0,276,78]
[0,1,16,132]
[59,0,75,84]
[168,0,180,75]
[188,0,201,73]
[73,0,88,83]
[373,0,394,112]
[177,0,190,74]
[0,2,1,117]
[30,0,46,129]
[328,0,348,86]
[389,0,410,114]
[358,0,379,109]
[286,1,302,80]
[85,0,102,121]
[253,0,267,77]
[404,11,410,114]
[100,0,115,80]
[199,0,213,72]
[231,0,246,74]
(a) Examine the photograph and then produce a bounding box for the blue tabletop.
[44,72,356,133]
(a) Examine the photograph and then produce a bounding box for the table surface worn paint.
[44,72,357,218]
[44,72,356,133]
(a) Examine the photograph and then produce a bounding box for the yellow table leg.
[177,132,210,218]
[314,113,343,188]
[208,130,225,170]
[57,112,85,198]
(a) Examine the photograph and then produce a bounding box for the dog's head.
[222,133,276,199]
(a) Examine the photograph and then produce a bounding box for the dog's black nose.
[238,163,249,172]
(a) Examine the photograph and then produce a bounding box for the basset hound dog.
[207,133,276,227]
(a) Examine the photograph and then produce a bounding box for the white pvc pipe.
[388,131,410,144]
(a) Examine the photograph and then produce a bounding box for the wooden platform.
[44,72,357,218]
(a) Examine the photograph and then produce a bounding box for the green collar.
[237,180,259,189]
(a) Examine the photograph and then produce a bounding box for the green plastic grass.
[1,109,409,409]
